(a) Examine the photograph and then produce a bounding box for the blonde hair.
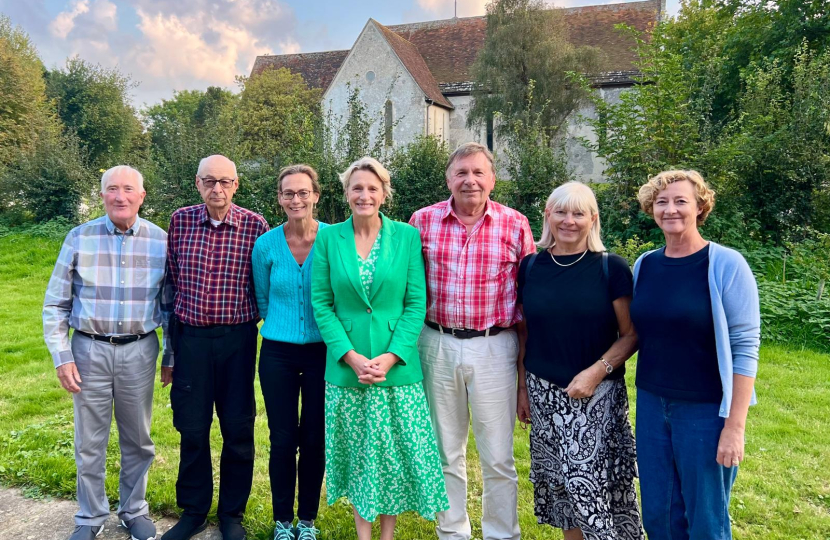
[538,182,606,252]
[340,157,393,203]
[638,170,716,225]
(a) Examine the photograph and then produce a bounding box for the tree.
[142,88,238,225]
[45,58,143,169]
[235,68,320,164]
[387,136,450,223]
[467,0,599,136]
[0,15,52,170]
[502,82,571,235]
[0,129,94,223]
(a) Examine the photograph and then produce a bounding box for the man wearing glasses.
[161,155,269,540]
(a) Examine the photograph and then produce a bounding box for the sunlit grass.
[0,233,827,539]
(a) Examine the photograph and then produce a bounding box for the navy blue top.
[518,250,632,388]
[630,245,722,403]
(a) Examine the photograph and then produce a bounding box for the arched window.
[384,100,393,147]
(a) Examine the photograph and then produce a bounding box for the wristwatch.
[600,357,613,374]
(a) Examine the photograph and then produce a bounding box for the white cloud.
[49,0,90,39]
[125,0,298,91]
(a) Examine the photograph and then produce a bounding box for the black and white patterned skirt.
[527,372,644,540]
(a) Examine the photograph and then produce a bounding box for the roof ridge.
[370,20,454,109]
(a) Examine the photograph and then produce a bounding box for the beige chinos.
[418,325,520,540]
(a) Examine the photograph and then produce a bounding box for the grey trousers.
[70,331,157,526]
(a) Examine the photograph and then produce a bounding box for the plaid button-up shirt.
[43,216,173,368]
[409,197,536,331]
[166,204,269,359]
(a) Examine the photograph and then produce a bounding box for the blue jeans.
[636,388,738,540]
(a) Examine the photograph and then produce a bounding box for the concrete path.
[0,487,221,540]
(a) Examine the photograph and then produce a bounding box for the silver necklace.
[549,248,588,267]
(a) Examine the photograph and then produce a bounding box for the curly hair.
[638,170,716,225]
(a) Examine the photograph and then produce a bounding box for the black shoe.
[160,515,207,540]
[219,519,247,540]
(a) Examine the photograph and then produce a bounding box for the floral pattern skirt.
[527,372,644,540]
[324,381,449,522]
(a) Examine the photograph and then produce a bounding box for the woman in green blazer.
[311,157,448,540]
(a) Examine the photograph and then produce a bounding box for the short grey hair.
[446,142,495,177]
[339,157,393,203]
[197,155,238,178]
[100,165,144,193]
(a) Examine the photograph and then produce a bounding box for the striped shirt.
[43,216,173,368]
[167,204,269,341]
[409,197,536,330]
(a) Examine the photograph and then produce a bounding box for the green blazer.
[311,214,427,388]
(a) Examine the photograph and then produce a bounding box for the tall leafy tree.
[467,0,600,136]
[45,58,143,168]
[0,15,52,169]
[142,87,238,225]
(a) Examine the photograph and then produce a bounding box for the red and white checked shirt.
[167,203,269,331]
[409,197,536,330]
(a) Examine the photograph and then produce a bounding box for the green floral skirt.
[324,381,450,522]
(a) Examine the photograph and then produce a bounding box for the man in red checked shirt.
[161,155,269,540]
[409,143,536,540]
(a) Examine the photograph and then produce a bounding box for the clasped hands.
[344,350,399,385]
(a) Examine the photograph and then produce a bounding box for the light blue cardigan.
[633,242,760,418]
[252,222,329,344]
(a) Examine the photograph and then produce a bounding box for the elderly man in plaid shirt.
[409,143,536,540]
[160,155,269,540]
[43,165,171,540]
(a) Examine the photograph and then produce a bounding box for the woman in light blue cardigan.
[629,170,760,540]
[252,164,328,540]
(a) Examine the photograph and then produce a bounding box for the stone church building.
[251,0,664,182]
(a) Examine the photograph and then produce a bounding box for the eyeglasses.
[199,177,235,189]
[280,190,313,200]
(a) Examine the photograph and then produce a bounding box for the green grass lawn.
[1,233,828,539]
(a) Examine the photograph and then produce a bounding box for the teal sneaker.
[295,521,320,540]
[273,521,295,540]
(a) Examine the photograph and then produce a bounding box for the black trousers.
[170,321,257,522]
[258,339,326,522]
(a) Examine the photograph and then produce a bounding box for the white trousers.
[418,325,520,540]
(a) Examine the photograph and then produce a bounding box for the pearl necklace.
[549,248,588,267]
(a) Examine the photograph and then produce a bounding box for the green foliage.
[468,0,599,135]
[0,129,94,224]
[142,88,239,226]
[609,235,656,266]
[575,25,706,241]
[502,82,571,235]
[0,15,52,170]
[387,136,450,222]
[45,58,143,169]
[231,70,320,225]
[314,85,386,225]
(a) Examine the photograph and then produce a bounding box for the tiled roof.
[372,20,454,109]
[250,50,349,90]
[250,0,662,91]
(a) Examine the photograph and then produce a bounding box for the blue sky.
[0,0,681,108]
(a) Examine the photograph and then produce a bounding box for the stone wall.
[322,22,427,150]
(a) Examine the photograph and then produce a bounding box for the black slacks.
[258,339,326,522]
[170,321,257,522]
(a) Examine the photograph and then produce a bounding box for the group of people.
[44,142,760,540]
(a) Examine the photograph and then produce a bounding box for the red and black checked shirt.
[167,203,269,329]
[409,197,536,331]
